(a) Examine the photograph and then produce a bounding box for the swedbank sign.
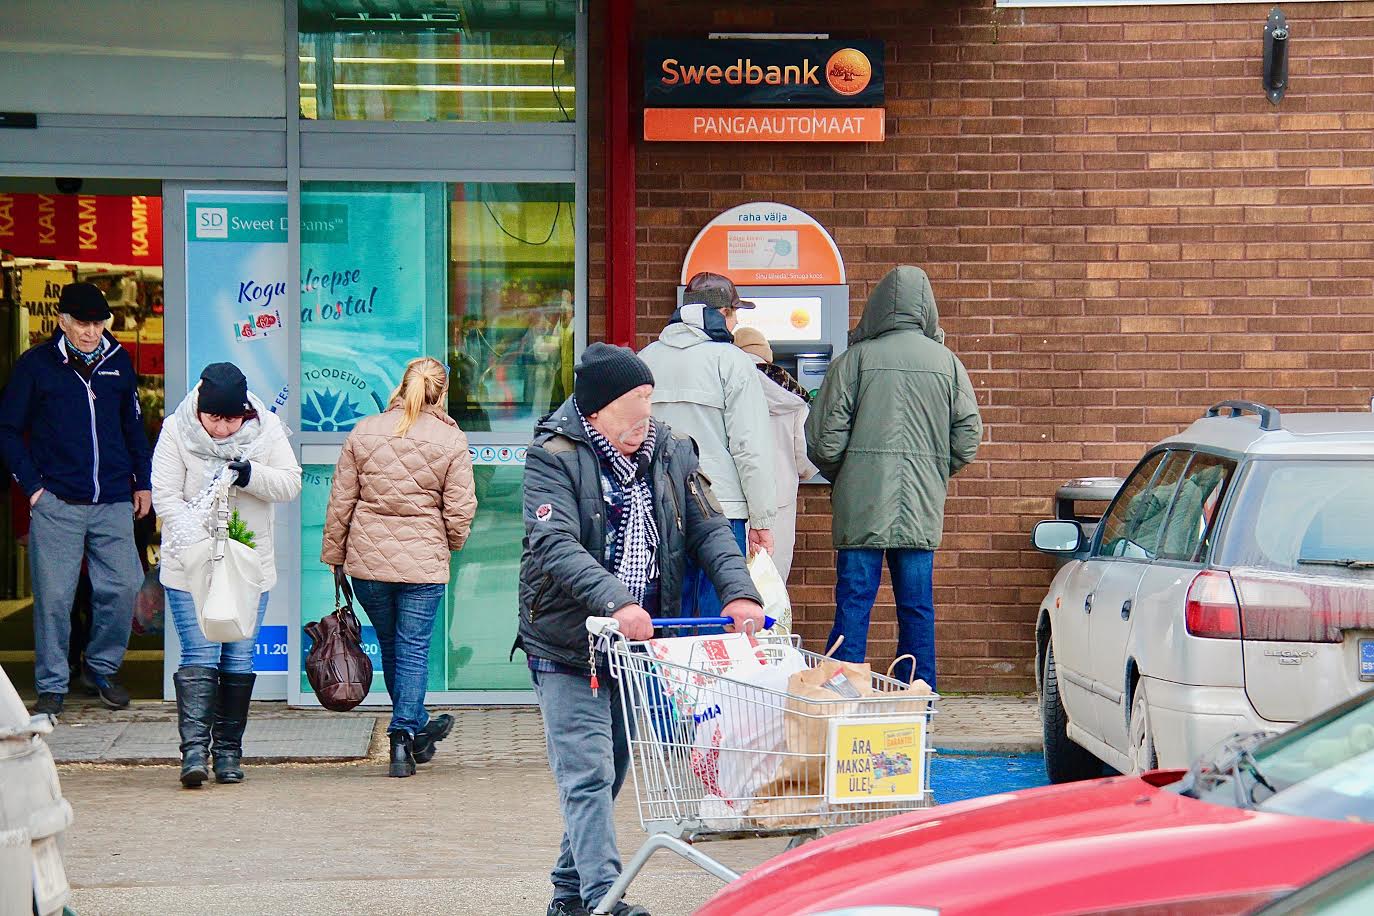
[643,38,885,143]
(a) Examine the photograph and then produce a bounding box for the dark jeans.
[828,548,937,690]
[679,518,747,635]
[350,579,445,736]
[532,666,630,910]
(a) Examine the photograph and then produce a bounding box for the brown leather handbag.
[304,578,373,712]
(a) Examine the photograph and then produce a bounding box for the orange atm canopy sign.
[644,39,884,143]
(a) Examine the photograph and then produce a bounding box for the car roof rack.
[1205,400,1282,431]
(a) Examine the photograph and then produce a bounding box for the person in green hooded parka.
[806,266,983,689]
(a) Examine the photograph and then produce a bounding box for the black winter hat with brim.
[574,343,655,415]
[198,362,252,417]
[57,282,112,322]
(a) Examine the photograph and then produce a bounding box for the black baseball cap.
[684,271,755,310]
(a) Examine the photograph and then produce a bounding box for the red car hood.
[699,773,1374,916]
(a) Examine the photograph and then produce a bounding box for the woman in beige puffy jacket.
[321,357,477,777]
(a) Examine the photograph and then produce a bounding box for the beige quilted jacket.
[321,405,477,584]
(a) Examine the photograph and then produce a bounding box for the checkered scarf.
[577,404,660,605]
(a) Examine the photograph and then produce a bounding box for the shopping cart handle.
[584,615,776,638]
[651,616,777,630]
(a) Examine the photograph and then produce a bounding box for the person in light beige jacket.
[321,356,477,777]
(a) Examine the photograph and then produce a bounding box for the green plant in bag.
[227,510,257,550]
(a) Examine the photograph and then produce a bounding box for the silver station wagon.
[1033,401,1374,781]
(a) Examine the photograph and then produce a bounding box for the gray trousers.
[29,494,142,694]
[532,667,630,909]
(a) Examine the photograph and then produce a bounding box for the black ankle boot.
[212,671,256,784]
[173,667,218,788]
[389,730,415,778]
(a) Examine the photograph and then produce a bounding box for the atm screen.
[735,296,823,342]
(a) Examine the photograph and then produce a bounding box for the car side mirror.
[1033,520,1084,555]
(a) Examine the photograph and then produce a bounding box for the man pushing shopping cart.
[514,343,766,916]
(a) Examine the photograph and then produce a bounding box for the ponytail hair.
[391,357,448,437]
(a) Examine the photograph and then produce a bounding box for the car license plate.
[31,835,70,916]
[1360,639,1374,682]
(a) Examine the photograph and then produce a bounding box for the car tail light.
[1231,569,1374,643]
[1185,571,1242,639]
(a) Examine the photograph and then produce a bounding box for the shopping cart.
[585,616,938,915]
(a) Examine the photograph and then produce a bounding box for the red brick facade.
[589,0,1374,691]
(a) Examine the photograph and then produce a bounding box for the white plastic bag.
[646,632,769,719]
[690,645,808,827]
[749,550,792,635]
[181,495,263,643]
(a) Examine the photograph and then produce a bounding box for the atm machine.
[676,202,850,436]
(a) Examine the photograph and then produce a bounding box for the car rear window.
[1219,459,1374,578]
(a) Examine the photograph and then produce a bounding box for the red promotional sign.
[0,194,163,266]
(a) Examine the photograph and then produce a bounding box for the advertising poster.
[17,267,73,346]
[298,190,428,433]
[827,716,927,805]
[183,190,292,680]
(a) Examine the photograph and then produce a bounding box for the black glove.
[227,460,252,488]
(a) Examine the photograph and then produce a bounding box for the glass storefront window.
[448,182,576,433]
[298,2,577,122]
[1,2,286,118]
[298,179,575,696]
[299,182,449,432]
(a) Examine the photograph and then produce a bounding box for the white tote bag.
[181,495,264,643]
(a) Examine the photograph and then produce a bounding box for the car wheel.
[1041,641,1102,783]
[1129,681,1158,773]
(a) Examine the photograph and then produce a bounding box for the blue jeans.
[350,579,444,736]
[828,549,937,690]
[532,667,630,910]
[679,518,747,634]
[167,588,269,674]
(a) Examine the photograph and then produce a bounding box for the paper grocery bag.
[747,659,931,828]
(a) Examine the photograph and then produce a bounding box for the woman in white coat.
[733,328,820,581]
[152,363,301,788]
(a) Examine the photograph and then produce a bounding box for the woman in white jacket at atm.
[733,327,820,582]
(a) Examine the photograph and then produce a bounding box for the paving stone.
[42,693,1042,764]
[45,723,126,762]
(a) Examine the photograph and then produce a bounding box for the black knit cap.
[198,362,252,417]
[574,343,655,415]
[57,282,112,322]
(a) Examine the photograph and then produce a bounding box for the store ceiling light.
[302,56,565,66]
[324,83,572,93]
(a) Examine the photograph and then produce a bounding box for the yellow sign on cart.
[827,716,927,805]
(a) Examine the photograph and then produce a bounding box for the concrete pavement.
[45,693,1042,764]
[52,695,1041,914]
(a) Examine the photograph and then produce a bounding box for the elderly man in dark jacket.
[0,282,151,718]
[518,343,764,916]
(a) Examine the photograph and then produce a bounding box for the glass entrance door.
[296,180,575,703]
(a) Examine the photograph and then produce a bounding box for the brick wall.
[589,0,1374,692]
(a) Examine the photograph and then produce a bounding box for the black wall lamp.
[1263,8,1289,105]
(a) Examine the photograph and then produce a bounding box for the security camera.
[55,177,83,194]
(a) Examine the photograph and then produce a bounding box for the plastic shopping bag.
[646,632,770,717]
[748,550,792,635]
[131,564,165,637]
[690,645,808,828]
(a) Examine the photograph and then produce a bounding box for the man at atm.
[806,265,982,689]
[639,272,776,622]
